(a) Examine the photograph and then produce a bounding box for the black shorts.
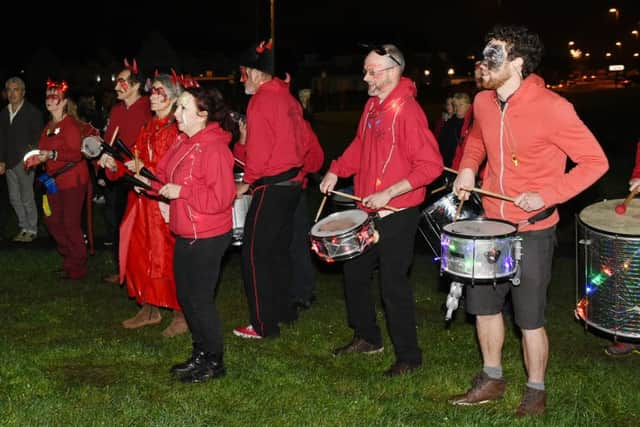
[465,226,556,330]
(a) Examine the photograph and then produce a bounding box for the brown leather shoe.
[122,304,162,329]
[332,337,383,356]
[449,372,506,405]
[515,387,546,417]
[103,273,120,285]
[162,311,189,337]
[383,361,421,377]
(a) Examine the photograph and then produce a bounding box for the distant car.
[622,75,640,87]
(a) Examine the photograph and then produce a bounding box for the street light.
[632,30,639,38]
[616,41,622,47]
[568,41,575,46]
[609,8,619,20]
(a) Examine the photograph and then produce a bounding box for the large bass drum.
[575,199,640,339]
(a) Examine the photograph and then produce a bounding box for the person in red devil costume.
[100,58,152,285]
[101,73,187,336]
[30,80,88,279]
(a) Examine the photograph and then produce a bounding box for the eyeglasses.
[362,65,397,77]
[373,47,402,66]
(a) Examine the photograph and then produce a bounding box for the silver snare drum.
[232,171,251,246]
[441,219,521,284]
[310,209,378,263]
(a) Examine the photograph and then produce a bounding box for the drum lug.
[509,265,521,286]
[514,236,523,261]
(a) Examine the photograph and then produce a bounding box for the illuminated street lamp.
[568,41,575,46]
[424,69,431,76]
[447,68,455,76]
[609,8,619,20]
[616,41,622,47]
[634,52,639,57]
[606,52,612,57]
[632,30,639,38]
[585,52,591,57]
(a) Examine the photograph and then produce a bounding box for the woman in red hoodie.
[142,85,236,384]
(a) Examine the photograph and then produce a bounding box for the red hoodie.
[154,122,236,240]
[632,141,640,179]
[329,77,443,211]
[459,74,609,231]
[233,78,310,184]
[105,96,151,147]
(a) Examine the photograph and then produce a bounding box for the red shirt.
[233,78,308,184]
[38,115,88,189]
[104,96,151,148]
[459,74,609,231]
[329,77,443,211]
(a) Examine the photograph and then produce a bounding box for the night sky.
[4,1,640,66]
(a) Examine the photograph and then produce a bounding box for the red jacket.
[632,141,640,179]
[459,74,609,231]
[154,122,236,240]
[329,77,443,211]
[38,115,88,189]
[104,96,151,148]
[233,78,309,184]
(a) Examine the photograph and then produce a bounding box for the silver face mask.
[482,43,507,71]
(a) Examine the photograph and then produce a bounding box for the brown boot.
[162,311,189,337]
[122,304,162,329]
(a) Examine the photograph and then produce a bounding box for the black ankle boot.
[170,349,206,377]
[180,353,225,384]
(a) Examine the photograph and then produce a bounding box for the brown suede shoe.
[332,337,383,356]
[122,304,162,329]
[162,311,189,337]
[515,387,546,417]
[449,372,506,405]
[103,273,120,285]
[383,361,421,377]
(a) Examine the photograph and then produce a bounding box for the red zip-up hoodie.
[154,122,236,240]
[459,74,609,231]
[233,78,308,184]
[329,77,443,211]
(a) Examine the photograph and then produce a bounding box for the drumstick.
[454,198,465,222]
[461,186,515,203]
[431,183,448,195]
[329,190,400,212]
[108,126,119,146]
[443,166,458,174]
[615,187,640,215]
[234,157,246,167]
[314,195,327,223]
[134,147,140,174]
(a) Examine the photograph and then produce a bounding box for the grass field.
[2,88,640,426]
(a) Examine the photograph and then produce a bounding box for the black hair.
[485,25,543,78]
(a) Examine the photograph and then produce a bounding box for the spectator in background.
[433,96,454,139]
[0,77,44,242]
[438,92,471,167]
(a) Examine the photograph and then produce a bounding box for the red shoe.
[605,342,640,356]
[233,325,262,339]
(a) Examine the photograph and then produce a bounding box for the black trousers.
[174,233,231,355]
[241,184,301,337]
[288,191,316,303]
[104,180,129,269]
[343,207,422,364]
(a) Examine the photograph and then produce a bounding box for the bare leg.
[477,313,504,368]
[521,327,548,383]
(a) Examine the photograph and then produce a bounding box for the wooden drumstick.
[443,166,458,174]
[430,183,448,195]
[108,126,119,146]
[454,198,465,222]
[461,186,515,203]
[314,195,327,223]
[329,190,400,212]
[134,147,140,174]
[615,187,640,215]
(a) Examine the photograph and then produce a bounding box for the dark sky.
[4,1,640,65]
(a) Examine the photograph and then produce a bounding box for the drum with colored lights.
[440,219,520,284]
[421,191,484,258]
[310,209,378,263]
[575,199,640,338]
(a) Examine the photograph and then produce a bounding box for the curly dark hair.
[185,86,234,132]
[485,25,543,78]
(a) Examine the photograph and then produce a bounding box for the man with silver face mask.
[450,25,609,417]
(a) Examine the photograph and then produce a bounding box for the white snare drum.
[441,219,521,284]
[576,199,640,338]
[232,171,251,246]
[81,136,104,158]
[310,209,378,263]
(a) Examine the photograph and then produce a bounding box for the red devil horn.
[154,68,159,77]
[124,57,130,68]
[46,78,55,89]
[265,39,273,50]
[132,59,139,75]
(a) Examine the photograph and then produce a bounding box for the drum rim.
[442,218,517,239]
[577,215,640,238]
[310,209,370,238]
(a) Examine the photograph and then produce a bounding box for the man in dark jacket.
[0,77,44,242]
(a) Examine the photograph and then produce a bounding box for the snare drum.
[420,191,484,257]
[232,171,252,246]
[441,218,521,283]
[310,209,378,263]
[575,199,640,338]
[81,135,104,158]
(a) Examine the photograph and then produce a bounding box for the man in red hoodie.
[233,40,320,339]
[450,25,609,417]
[320,44,443,377]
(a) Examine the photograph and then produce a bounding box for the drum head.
[81,136,103,158]
[579,199,640,236]
[311,209,368,237]
[442,218,516,238]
